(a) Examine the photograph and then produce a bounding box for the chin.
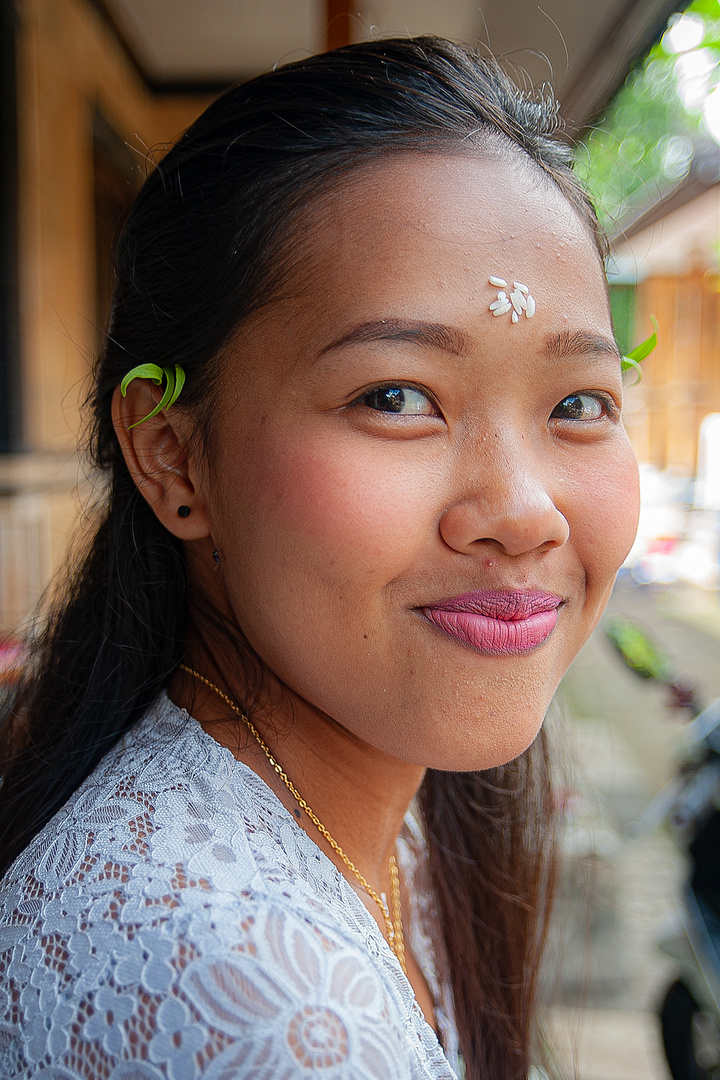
[391,709,549,773]
[406,675,560,772]
[429,736,544,773]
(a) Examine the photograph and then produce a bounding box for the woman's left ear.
[111,381,212,541]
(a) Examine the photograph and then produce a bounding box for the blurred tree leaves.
[576,0,720,231]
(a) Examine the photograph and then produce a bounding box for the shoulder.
[1,694,267,902]
[0,693,366,925]
[0,699,456,1078]
[1,889,431,1079]
[0,697,299,976]
[0,699,455,1077]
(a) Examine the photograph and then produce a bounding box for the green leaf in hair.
[621,315,658,385]
[170,365,185,406]
[120,364,186,428]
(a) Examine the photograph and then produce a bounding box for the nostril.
[439,477,570,554]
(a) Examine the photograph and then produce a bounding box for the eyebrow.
[542,329,622,363]
[318,319,623,365]
[318,319,475,359]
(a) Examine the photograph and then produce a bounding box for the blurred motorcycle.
[606,615,720,1080]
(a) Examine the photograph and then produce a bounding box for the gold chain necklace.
[179,664,407,974]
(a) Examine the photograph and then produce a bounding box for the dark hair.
[0,37,602,1079]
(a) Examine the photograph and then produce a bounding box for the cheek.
[567,444,640,590]
[223,430,440,585]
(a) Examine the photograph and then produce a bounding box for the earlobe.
[111,383,212,541]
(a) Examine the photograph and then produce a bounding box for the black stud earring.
[212,549,221,566]
[177,505,191,518]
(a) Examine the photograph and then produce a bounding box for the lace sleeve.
[1,890,428,1080]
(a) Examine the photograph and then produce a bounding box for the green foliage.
[605,615,673,681]
[690,0,720,17]
[576,0,720,230]
[609,284,637,355]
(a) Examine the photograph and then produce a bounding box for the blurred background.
[0,1,719,1077]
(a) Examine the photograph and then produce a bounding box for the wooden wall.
[1,0,212,631]
[624,270,720,475]
[16,0,213,452]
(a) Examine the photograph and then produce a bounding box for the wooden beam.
[325,0,353,51]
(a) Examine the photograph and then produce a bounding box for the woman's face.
[198,152,639,771]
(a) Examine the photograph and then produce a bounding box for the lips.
[421,590,563,655]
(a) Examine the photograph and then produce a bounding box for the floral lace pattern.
[0,695,459,1079]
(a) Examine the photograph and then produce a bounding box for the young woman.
[0,37,639,1080]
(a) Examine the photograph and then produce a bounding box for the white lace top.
[0,694,461,1079]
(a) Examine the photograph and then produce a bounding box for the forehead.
[278,152,607,327]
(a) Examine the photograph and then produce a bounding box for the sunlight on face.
[201,153,640,771]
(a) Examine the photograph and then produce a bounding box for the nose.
[438,439,570,558]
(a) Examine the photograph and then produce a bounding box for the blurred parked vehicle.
[607,615,720,1080]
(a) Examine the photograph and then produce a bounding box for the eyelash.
[551,392,619,422]
[352,385,619,423]
[355,384,439,417]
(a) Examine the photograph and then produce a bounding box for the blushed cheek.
[575,453,640,596]
[612,451,641,559]
[237,434,436,580]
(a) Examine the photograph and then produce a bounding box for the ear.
[112,379,212,541]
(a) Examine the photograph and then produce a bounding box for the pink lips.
[421,590,562,655]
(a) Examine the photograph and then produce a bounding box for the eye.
[551,393,610,421]
[360,385,438,416]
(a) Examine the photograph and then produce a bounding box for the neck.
[171,643,425,887]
